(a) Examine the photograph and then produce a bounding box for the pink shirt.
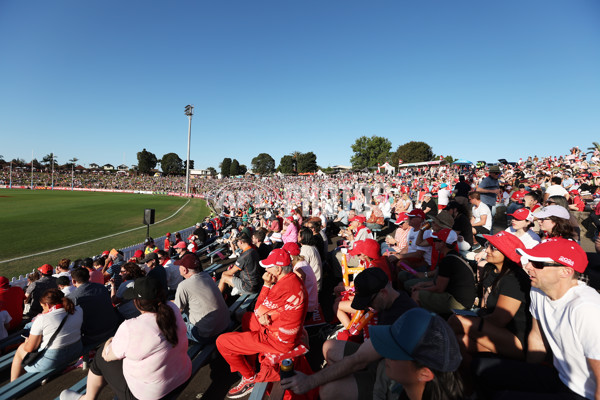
[282,223,298,244]
[111,302,191,400]
[89,269,104,285]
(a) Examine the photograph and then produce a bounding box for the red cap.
[483,231,525,264]
[38,264,53,275]
[0,277,9,288]
[394,212,409,225]
[349,239,381,259]
[569,189,579,195]
[285,216,294,222]
[166,232,171,236]
[260,248,292,268]
[102,250,110,256]
[517,238,588,273]
[173,242,187,249]
[282,242,301,256]
[406,209,426,219]
[431,228,458,244]
[349,215,367,224]
[133,250,144,258]
[508,208,534,222]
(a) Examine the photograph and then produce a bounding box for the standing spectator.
[477,165,501,222]
[0,276,25,330]
[25,264,57,319]
[438,183,451,210]
[453,175,472,208]
[163,232,172,254]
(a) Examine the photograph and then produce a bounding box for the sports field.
[0,189,211,278]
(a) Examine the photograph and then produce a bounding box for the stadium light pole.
[51,152,54,190]
[184,105,194,195]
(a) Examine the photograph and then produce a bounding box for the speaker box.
[143,208,155,225]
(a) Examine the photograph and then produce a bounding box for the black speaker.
[143,208,155,225]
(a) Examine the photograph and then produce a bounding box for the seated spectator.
[110,262,145,320]
[393,209,431,271]
[282,242,318,314]
[0,301,11,340]
[411,229,476,316]
[174,255,229,345]
[380,212,410,257]
[172,241,202,270]
[56,276,75,296]
[545,195,581,241]
[469,192,492,245]
[216,249,308,398]
[218,235,262,295]
[298,227,323,291]
[445,201,473,251]
[157,250,182,297]
[68,268,119,346]
[142,252,168,294]
[448,232,531,363]
[505,208,541,248]
[25,264,57,319]
[12,289,83,381]
[533,204,576,240]
[252,229,272,261]
[143,236,159,255]
[0,276,25,331]
[53,258,71,278]
[365,199,385,230]
[282,216,300,244]
[60,277,192,400]
[81,258,104,285]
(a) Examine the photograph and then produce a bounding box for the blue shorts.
[24,340,83,372]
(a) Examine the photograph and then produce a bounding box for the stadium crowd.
[2,146,600,399]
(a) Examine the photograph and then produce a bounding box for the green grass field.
[0,189,211,278]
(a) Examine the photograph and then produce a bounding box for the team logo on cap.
[558,256,574,267]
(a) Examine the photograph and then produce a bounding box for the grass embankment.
[0,189,211,278]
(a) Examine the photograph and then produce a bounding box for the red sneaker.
[227,375,256,399]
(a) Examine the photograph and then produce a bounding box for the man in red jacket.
[217,249,308,399]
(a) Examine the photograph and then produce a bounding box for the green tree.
[230,159,240,176]
[137,148,158,175]
[239,164,248,175]
[391,141,435,165]
[251,153,275,175]
[220,158,232,177]
[443,155,455,164]
[42,153,57,170]
[160,153,184,175]
[206,167,217,176]
[297,152,318,173]
[278,155,295,174]
[350,136,392,170]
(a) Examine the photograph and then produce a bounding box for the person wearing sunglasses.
[448,232,530,364]
[475,238,600,400]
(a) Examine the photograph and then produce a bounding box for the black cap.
[351,268,389,310]
[123,277,161,300]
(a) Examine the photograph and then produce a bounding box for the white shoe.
[228,253,237,259]
[231,287,240,296]
[60,390,83,400]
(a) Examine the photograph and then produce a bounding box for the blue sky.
[1,0,599,170]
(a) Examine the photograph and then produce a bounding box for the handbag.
[22,313,69,367]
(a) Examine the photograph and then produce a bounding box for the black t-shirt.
[193,227,207,243]
[378,291,418,325]
[312,233,326,261]
[421,199,438,218]
[257,243,272,261]
[454,181,471,198]
[437,252,476,309]
[235,247,262,293]
[480,263,531,346]
[452,213,473,246]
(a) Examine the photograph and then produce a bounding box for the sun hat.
[483,231,525,264]
[432,211,454,230]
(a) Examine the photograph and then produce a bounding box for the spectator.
[110,262,145,320]
[217,249,308,398]
[477,165,501,218]
[82,258,104,285]
[68,267,119,346]
[218,235,262,295]
[60,277,192,400]
[505,208,541,248]
[252,229,272,261]
[445,201,473,251]
[157,249,182,296]
[453,175,471,208]
[366,199,385,230]
[469,192,492,245]
[546,195,581,241]
[24,264,58,319]
[420,193,438,218]
[0,276,25,331]
[394,209,431,270]
[475,238,600,399]
[174,254,229,345]
[283,242,318,314]
[172,241,202,271]
[142,252,168,295]
[282,216,299,244]
[53,258,71,278]
[12,289,83,382]
[438,183,451,210]
[543,176,570,203]
[533,205,576,240]
[56,276,75,296]
[381,212,410,256]
[298,227,323,291]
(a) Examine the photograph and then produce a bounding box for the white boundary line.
[0,199,191,264]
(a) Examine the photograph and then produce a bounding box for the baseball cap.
[166,232,171,237]
[282,242,301,256]
[349,239,381,259]
[0,277,10,288]
[123,277,162,300]
[133,249,144,258]
[370,308,462,372]
[483,231,525,264]
[349,215,367,224]
[260,249,292,268]
[142,252,159,263]
[508,208,534,222]
[432,211,454,230]
[394,212,409,225]
[173,241,187,249]
[423,192,432,198]
[406,209,426,219]
[533,205,570,220]
[517,237,588,273]
[431,228,458,244]
[440,183,448,189]
[173,254,201,269]
[38,264,54,275]
[351,267,389,310]
[102,250,110,257]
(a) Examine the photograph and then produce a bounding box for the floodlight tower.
[184,105,194,195]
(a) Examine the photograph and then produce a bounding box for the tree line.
[350,137,453,169]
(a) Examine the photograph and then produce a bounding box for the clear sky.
[1,0,599,170]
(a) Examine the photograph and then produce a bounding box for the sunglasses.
[531,261,563,269]
[485,243,498,252]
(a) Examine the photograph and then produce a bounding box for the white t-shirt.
[545,184,569,198]
[293,260,318,312]
[30,306,83,350]
[0,310,12,340]
[504,227,541,249]
[472,202,492,231]
[530,283,600,398]
[438,189,451,206]
[300,245,323,290]
[407,228,432,266]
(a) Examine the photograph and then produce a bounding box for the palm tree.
[587,142,600,154]
[291,151,301,173]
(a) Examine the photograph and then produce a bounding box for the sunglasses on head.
[531,261,563,269]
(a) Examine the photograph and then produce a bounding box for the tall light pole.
[184,105,194,195]
[51,152,55,190]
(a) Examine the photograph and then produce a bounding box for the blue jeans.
[24,340,83,372]
[182,314,217,346]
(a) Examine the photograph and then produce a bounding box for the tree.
[42,153,57,170]
[239,164,248,175]
[206,167,217,176]
[278,155,295,174]
[297,152,318,173]
[391,141,435,165]
[230,159,240,176]
[189,160,195,169]
[251,153,275,175]
[160,153,184,175]
[68,157,79,168]
[137,148,158,175]
[350,136,392,170]
[220,158,232,177]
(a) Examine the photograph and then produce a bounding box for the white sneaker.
[60,390,83,400]
[228,253,237,259]
[231,287,240,296]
